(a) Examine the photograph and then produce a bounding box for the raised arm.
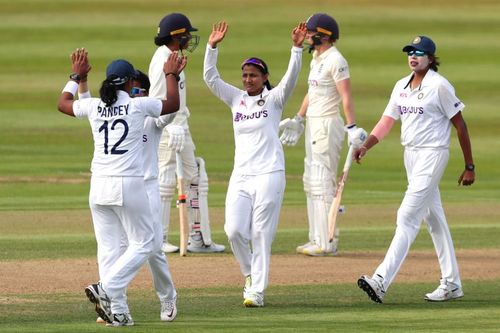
[57,48,92,116]
[204,22,242,106]
[160,52,186,115]
[272,22,306,106]
[208,21,228,49]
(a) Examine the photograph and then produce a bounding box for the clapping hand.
[163,51,187,76]
[70,48,91,77]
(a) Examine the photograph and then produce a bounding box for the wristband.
[465,163,475,172]
[62,80,79,95]
[346,123,357,130]
[165,72,180,82]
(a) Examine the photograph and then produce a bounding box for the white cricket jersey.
[148,45,189,128]
[307,46,350,117]
[383,69,465,149]
[73,91,162,176]
[204,44,302,175]
[142,117,163,180]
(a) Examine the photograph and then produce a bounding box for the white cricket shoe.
[358,275,385,303]
[160,297,178,322]
[296,241,314,254]
[301,243,337,257]
[187,239,225,253]
[162,242,180,253]
[85,283,112,324]
[243,292,264,307]
[242,275,252,299]
[424,279,464,302]
[106,313,134,327]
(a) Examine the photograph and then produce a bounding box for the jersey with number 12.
[73,90,162,176]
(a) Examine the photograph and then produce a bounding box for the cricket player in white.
[74,61,182,324]
[355,36,475,303]
[280,13,366,256]
[149,12,225,254]
[57,50,183,326]
[203,21,306,307]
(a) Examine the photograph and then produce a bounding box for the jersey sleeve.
[331,55,350,83]
[72,98,94,119]
[437,80,465,119]
[135,97,162,118]
[271,46,303,108]
[203,44,243,107]
[382,84,401,120]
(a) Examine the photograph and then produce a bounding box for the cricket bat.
[327,144,355,244]
[176,152,189,257]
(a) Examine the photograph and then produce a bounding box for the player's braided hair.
[100,76,125,107]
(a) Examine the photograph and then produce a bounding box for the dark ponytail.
[99,76,122,107]
[428,54,440,72]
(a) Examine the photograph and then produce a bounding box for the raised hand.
[208,21,228,48]
[291,22,307,47]
[163,51,188,76]
[70,48,91,77]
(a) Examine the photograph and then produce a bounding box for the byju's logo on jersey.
[398,105,424,115]
[308,79,319,87]
[234,110,268,122]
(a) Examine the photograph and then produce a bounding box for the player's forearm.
[456,121,474,166]
[161,75,180,115]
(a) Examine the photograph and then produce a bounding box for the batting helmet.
[154,13,198,47]
[306,13,339,40]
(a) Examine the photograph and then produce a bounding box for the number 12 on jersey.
[98,119,129,155]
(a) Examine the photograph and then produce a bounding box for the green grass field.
[1,0,500,332]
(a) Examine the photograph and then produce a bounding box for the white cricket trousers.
[374,147,462,290]
[89,176,155,314]
[144,179,177,302]
[224,171,286,294]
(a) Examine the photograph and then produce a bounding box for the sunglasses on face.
[407,50,427,57]
[131,87,147,97]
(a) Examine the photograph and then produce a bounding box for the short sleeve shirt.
[307,46,350,117]
[383,70,465,148]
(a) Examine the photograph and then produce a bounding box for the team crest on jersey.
[418,93,424,99]
[257,99,265,106]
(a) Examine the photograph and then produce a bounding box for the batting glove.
[279,115,305,146]
[166,124,185,152]
[346,124,367,148]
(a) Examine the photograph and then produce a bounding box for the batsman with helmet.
[149,13,225,254]
[280,13,366,256]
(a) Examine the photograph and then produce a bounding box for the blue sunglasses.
[407,50,427,57]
